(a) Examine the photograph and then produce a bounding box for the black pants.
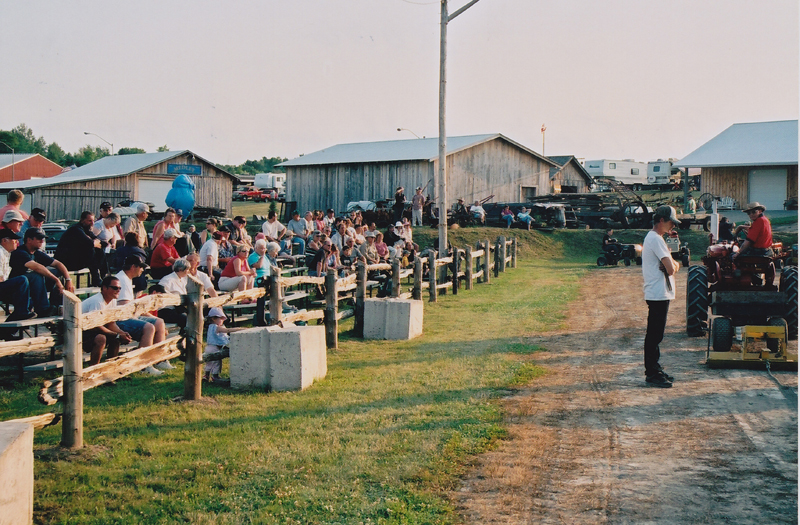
[644,300,670,377]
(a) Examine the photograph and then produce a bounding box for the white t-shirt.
[115,271,135,303]
[83,292,115,313]
[93,219,121,253]
[261,220,286,239]
[159,272,187,295]
[198,239,219,270]
[193,270,214,292]
[642,230,675,301]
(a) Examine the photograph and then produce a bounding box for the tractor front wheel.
[597,256,608,267]
[687,265,709,337]
[712,317,733,352]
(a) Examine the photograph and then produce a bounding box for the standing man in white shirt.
[411,187,426,227]
[642,206,681,388]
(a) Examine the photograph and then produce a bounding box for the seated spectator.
[157,258,191,329]
[186,252,218,297]
[93,211,122,251]
[54,211,103,286]
[0,190,28,222]
[261,211,288,251]
[218,245,256,292]
[218,231,236,269]
[331,223,349,252]
[19,208,46,237]
[187,224,202,252]
[151,208,183,249]
[323,208,337,229]
[81,275,133,366]
[340,243,357,272]
[150,229,180,280]
[287,210,308,255]
[308,240,332,277]
[248,239,270,286]
[0,229,35,339]
[266,242,282,274]
[224,216,251,252]
[200,218,219,245]
[501,205,515,228]
[305,231,322,261]
[123,203,150,249]
[375,232,389,261]
[115,232,149,292]
[1,209,25,233]
[198,230,224,283]
[516,207,533,229]
[11,228,73,317]
[470,201,486,224]
[114,256,170,375]
[353,225,366,246]
[359,231,380,265]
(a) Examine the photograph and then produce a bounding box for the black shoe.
[2,331,23,341]
[6,311,37,323]
[646,374,673,388]
[658,369,674,382]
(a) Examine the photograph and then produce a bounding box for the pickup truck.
[233,187,276,202]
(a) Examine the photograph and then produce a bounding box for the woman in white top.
[157,258,191,329]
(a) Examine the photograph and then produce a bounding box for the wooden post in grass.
[465,245,473,290]
[484,239,492,284]
[269,274,282,326]
[499,235,507,273]
[494,238,501,278]
[324,271,338,349]
[354,262,366,337]
[512,237,517,268]
[61,291,82,449]
[184,278,205,401]
[412,256,423,300]
[391,259,401,298]
[452,247,460,294]
[429,250,438,302]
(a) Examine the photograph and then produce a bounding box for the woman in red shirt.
[218,245,256,292]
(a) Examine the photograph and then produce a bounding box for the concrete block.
[229,325,326,392]
[0,422,33,525]
[269,325,327,392]
[363,298,424,340]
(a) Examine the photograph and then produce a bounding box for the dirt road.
[455,266,798,524]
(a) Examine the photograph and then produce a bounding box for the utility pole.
[438,0,481,253]
[541,124,546,156]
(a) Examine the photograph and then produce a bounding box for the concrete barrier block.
[363,298,424,340]
[270,326,327,392]
[229,327,272,390]
[0,422,33,525]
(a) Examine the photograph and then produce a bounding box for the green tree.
[157,145,169,152]
[65,145,110,167]
[118,147,147,155]
[46,142,67,165]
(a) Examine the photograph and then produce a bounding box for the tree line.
[0,123,285,174]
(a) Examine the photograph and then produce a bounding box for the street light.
[397,128,423,139]
[0,140,14,181]
[83,131,114,155]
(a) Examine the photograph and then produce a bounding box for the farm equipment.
[665,232,690,267]
[685,240,798,367]
[597,242,642,267]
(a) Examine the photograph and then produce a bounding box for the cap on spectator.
[100,201,113,210]
[388,223,394,229]
[163,228,178,239]
[24,228,46,240]
[364,231,376,238]
[292,210,300,216]
[457,197,464,202]
[653,205,681,225]
[135,202,149,213]
[0,229,21,241]
[416,187,422,191]
[30,208,46,221]
[312,230,321,236]
[124,255,148,269]
[327,208,335,214]
[174,209,184,216]
[394,221,403,227]
[743,202,766,213]
[2,210,24,223]
[207,307,226,319]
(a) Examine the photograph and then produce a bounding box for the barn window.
[609,163,616,169]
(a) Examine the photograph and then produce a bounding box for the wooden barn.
[279,134,569,214]
[0,153,65,183]
[0,150,239,221]
[547,155,593,193]
[674,120,798,210]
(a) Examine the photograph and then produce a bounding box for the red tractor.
[686,240,797,362]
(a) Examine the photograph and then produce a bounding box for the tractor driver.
[602,228,620,256]
[733,202,773,259]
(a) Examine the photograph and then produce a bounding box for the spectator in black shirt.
[54,211,102,286]
[10,228,74,316]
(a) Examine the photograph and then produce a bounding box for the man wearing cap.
[323,209,337,229]
[0,229,36,336]
[19,208,46,237]
[733,202,773,259]
[123,203,150,249]
[286,211,308,255]
[114,255,170,374]
[411,187,425,227]
[0,209,25,233]
[359,230,380,265]
[10,228,74,317]
[150,228,180,279]
[55,211,103,287]
[641,205,682,388]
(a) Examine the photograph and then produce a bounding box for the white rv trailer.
[254,172,286,192]
[582,159,648,190]
[646,159,684,186]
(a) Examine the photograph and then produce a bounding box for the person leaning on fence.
[150,228,180,280]
[156,257,191,330]
[19,207,46,237]
[81,275,133,366]
[123,202,150,249]
[203,307,245,383]
[114,256,170,375]
[0,229,36,339]
[10,227,74,317]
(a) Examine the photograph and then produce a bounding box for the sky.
[2,0,798,165]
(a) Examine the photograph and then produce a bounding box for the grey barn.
[280,134,587,214]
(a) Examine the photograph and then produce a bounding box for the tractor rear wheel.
[780,266,798,339]
[597,256,608,267]
[712,317,733,352]
[686,265,709,337]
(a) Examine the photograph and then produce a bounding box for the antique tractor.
[665,232,690,267]
[596,242,642,267]
[686,241,797,365]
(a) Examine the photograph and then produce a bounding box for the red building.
[0,153,65,183]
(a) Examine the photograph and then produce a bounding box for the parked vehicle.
[646,159,684,187]
[254,173,286,194]
[597,242,642,267]
[584,159,648,190]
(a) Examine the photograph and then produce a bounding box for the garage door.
[137,179,174,212]
[748,169,786,210]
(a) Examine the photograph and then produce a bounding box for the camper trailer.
[647,159,683,187]
[583,159,648,190]
[254,172,286,192]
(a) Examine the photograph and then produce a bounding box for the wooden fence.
[2,236,517,449]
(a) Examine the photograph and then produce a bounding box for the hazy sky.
[3,0,798,165]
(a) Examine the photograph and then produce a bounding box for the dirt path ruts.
[454,267,798,524]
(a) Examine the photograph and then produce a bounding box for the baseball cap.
[653,205,681,225]
[174,209,184,216]
[135,202,149,213]
[30,208,46,221]
[100,201,113,210]
[394,221,403,227]
[0,229,21,241]
[24,228,47,240]
[2,210,24,223]
[124,255,148,268]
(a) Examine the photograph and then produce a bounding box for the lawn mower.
[597,241,642,267]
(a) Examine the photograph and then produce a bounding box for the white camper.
[583,159,648,190]
[254,172,286,192]
[646,159,683,186]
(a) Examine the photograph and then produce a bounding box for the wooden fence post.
[413,256,423,300]
[484,240,492,284]
[184,278,205,401]
[499,235,507,273]
[324,272,338,349]
[61,291,83,449]
[452,247,460,294]
[354,262,366,337]
[465,245,473,290]
[494,238,501,278]
[391,259,401,298]
[512,237,517,268]
[269,274,283,325]
[429,250,438,302]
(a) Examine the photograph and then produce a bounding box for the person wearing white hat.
[203,306,245,382]
[123,202,150,248]
[733,202,773,259]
